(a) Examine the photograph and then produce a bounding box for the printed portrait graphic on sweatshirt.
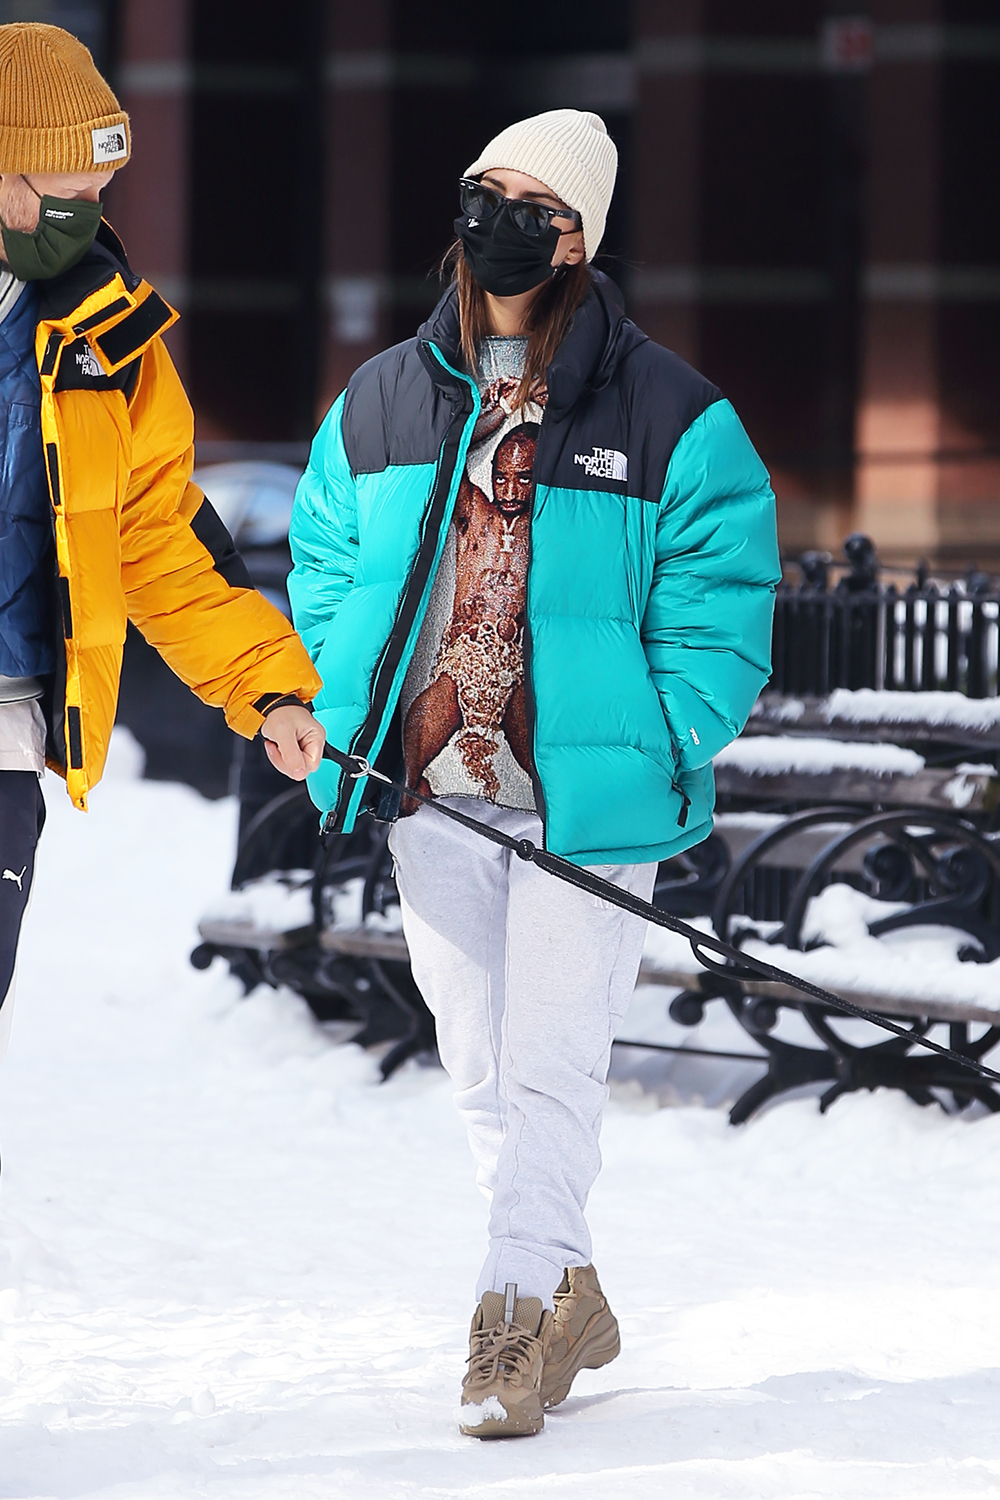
[402,354,546,809]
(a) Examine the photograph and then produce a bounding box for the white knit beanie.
[465,109,617,262]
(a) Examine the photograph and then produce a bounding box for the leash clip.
[348,754,392,787]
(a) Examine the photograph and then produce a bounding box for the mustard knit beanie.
[465,110,618,262]
[0,23,129,174]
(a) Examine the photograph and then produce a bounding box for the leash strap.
[320,743,1000,1087]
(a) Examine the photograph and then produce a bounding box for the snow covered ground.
[3,736,1000,1498]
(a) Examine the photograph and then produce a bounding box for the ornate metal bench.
[633,801,1000,1122]
[192,536,1000,1112]
[193,751,1000,1115]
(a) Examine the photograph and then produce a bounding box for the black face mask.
[455,203,561,297]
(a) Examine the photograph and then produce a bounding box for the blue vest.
[0,280,53,679]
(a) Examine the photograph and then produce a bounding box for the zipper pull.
[672,777,690,828]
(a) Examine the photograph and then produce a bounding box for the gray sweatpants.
[389,798,656,1309]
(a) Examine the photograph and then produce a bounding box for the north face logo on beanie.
[92,125,127,163]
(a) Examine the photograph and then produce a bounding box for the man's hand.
[260,704,326,781]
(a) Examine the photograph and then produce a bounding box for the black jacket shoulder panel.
[624,340,723,504]
[627,336,722,410]
[344,272,725,502]
[342,337,459,476]
[626,339,723,463]
[536,332,723,505]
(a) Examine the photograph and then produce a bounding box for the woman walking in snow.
[289,109,779,1437]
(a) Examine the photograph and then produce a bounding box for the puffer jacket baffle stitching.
[289,271,780,866]
[31,220,321,808]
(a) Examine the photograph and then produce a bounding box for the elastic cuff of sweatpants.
[478,1241,573,1311]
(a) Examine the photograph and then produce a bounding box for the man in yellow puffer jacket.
[0,24,324,1062]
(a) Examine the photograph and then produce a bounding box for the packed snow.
[742,882,1000,1015]
[201,869,314,934]
[714,734,926,777]
[456,1394,507,1427]
[717,728,997,807]
[642,884,1000,1019]
[753,689,1000,732]
[2,732,1000,1497]
[825,688,1000,732]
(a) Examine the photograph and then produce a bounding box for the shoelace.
[551,1292,576,1335]
[553,1279,575,1311]
[466,1321,540,1388]
[548,1281,599,1347]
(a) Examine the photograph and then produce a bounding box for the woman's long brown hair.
[440,241,592,411]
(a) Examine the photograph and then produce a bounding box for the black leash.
[321,743,1000,1087]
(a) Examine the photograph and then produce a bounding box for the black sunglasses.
[459,178,582,238]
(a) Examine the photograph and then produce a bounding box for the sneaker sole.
[541,1310,621,1409]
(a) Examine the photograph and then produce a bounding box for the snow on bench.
[714,733,998,812]
[640,892,1000,1028]
[197,868,1000,1030]
[751,687,1000,751]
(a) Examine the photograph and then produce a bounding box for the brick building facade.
[9,0,998,565]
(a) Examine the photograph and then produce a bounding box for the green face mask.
[0,179,103,281]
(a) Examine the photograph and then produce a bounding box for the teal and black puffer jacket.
[289,272,780,866]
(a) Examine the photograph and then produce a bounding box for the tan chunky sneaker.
[460,1283,552,1439]
[541,1263,621,1409]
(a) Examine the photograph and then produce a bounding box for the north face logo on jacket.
[74,343,103,378]
[53,336,134,394]
[574,447,627,483]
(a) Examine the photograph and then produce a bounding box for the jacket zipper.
[522,429,547,845]
[330,348,476,830]
[45,543,68,773]
[40,341,69,774]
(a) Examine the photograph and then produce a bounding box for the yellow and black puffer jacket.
[34,223,322,809]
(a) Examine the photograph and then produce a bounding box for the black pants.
[0,771,45,1056]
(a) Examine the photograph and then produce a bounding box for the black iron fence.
[767,534,1000,699]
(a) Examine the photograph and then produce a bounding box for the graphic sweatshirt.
[400,336,545,810]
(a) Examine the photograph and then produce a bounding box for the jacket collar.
[417,269,647,414]
[35,221,141,323]
[33,220,177,380]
